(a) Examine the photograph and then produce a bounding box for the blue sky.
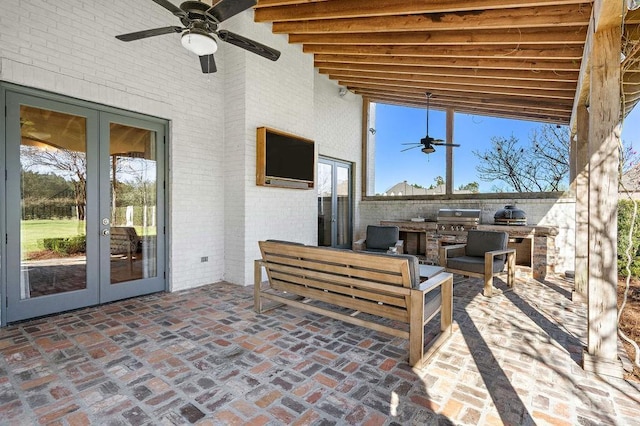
[373,103,640,194]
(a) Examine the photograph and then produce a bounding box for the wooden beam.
[584,24,623,378]
[303,44,585,60]
[314,61,579,82]
[446,109,454,194]
[319,69,577,91]
[363,96,569,124]
[256,0,590,21]
[592,0,626,30]
[356,91,571,120]
[290,27,587,45]
[313,54,581,71]
[335,77,576,100]
[271,5,592,34]
[574,103,589,299]
[362,97,371,198]
[351,87,574,112]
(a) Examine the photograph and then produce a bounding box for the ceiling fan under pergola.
[401,93,460,154]
[114,0,280,74]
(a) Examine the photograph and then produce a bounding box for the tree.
[458,181,479,193]
[428,175,445,189]
[21,146,88,220]
[473,124,570,192]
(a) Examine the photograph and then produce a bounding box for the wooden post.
[445,108,454,195]
[574,104,589,299]
[583,25,623,378]
[361,97,371,197]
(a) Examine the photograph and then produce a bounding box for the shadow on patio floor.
[1,274,639,425]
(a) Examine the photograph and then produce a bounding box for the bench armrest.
[417,272,451,293]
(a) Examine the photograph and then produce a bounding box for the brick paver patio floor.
[1,275,639,425]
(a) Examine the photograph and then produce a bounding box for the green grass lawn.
[21,219,155,254]
[21,219,85,253]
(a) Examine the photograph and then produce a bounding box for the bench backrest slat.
[262,243,411,277]
[269,277,410,323]
[268,269,409,308]
[264,260,410,295]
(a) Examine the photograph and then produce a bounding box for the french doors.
[4,90,166,323]
[317,158,352,248]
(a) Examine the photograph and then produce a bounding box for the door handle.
[102,229,110,236]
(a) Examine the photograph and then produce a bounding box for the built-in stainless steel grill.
[436,208,481,235]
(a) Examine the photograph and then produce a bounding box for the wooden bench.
[254,240,454,369]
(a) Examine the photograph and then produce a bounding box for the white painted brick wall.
[1,1,365,297]
[1,0,227,292]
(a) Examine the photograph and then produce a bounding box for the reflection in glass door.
[4,91,165,322]
[317,158,352,248]
[6,94,99,322]
[100,115,164,303]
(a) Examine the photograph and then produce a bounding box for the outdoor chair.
[439,230,515,297]
[110,227,140,272]
[353,225,404,253]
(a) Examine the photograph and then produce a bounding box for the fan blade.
[152,0,187,18]
[432,142,461,147]
[401,146,420,152]
[116,26,183,41]
[199,54,217,73]
[207,0,256,23]
[218,30,281,61]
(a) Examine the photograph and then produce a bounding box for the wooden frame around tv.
[256,127,316,189]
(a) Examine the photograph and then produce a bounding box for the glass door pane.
[336,165,350,247]
[317,162,333,246]
[5,92,99,323]
[99,113,165,303]
[109,123,158,284]
[317,158,352,249]
[19,106,88,297]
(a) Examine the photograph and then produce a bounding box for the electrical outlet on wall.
[201,256,208,262]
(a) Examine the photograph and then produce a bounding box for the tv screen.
[257,127,315,188]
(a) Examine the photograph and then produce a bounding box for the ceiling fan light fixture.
[181,28,218,56]
[421,146,435,154]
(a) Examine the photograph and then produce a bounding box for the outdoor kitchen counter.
[478,224,558,279]
[477,224,558,236]
[380,220,437,260]
[380,220,438,232]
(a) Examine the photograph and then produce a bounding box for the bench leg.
[254,260,264,313]
[409,291,425,367]
[507,252,515,288]
[441,275,453,333]
[484,255,494,297]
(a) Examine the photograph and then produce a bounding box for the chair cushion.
[447,255,505,274]
[393,253,421,289]
[465,230,508,261]
[366,252,421,289]
[366,225,400,250]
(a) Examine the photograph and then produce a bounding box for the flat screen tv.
[256,127,315,189]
